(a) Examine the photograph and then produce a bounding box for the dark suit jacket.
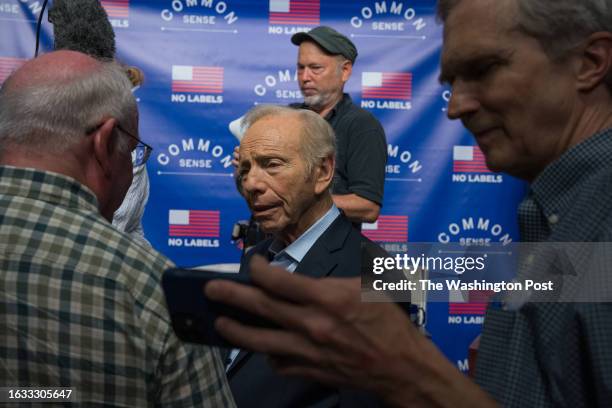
[228,213,386,408]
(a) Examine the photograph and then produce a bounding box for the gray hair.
[437,0,612,91]
[437,1,612,59]
[0,60,136,154]
[242,105,336,176]
[334,55,351,75]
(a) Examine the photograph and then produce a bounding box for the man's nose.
[446,81,480,120]
[299,68,312,83]
[241,167,266,195]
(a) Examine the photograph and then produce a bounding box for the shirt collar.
[529,128,612,221]
[0,165,99,214]
[323,93,351,122]
[297,93,351,122]
[269,204,340,264]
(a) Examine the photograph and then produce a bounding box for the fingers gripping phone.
[162,268,276,347]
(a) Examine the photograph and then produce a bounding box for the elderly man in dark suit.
[228,104,384,407]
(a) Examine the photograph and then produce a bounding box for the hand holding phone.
[162,268,277,347]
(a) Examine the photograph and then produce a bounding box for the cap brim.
[291,32,312,45]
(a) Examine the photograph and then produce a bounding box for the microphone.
[48,0,116,60]
[48,1,143,87]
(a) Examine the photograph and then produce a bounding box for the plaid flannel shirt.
[475,129,612,407]
[0,166,235,407]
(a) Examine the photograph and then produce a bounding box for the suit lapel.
[229,241,274,378]
[228,215,353,379]
[294,214,352,278]
[239,239,273,275]
[227,348,251,377]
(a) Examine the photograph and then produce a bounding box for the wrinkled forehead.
[440,0,519,70]
[442,0,518,46]
[240,114,303,156]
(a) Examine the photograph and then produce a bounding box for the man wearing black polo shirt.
[290,26,387,224]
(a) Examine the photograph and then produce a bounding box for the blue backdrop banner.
[1,0,527,372]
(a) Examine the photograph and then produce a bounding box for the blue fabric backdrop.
[1,0,526,372]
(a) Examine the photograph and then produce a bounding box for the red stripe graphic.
[453,147,492,173]
[0,57,26,84]
[449,290,493,315]
[101,0,129,18]
[269,0,320,26]
[169,210,220,238]
[362,215,409,242]
[449,304,488,315]
[362,73,412,100]
[172,66,224,94]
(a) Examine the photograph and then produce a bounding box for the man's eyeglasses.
[115,124,153,167]
[86,123,153,167]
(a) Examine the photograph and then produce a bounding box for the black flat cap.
[291,26,358,63]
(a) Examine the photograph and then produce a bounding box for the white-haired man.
[229,104,386,407]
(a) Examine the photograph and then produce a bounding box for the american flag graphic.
[362,72,412,100]
[171,65,224,94]
[0,57,25,85]
[453,146,491,173]
[269,0,320,26]
[169,210,220,238]
[448,290,493,315]
[362,215,409,243]
[101,0,129,19]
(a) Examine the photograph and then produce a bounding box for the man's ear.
[92,118,118,177]
[576,32,612,92]
[314,154,335,195]
[341,60,353,83]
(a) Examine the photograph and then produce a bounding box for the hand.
[205,256,497,408]
[232,146,240,168]
[332,193,380,223]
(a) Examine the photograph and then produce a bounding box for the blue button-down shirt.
[267,204,341,272]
